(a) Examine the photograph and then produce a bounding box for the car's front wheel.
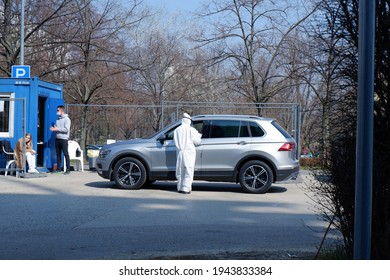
[113,157,147,189]
[239,160,273,194]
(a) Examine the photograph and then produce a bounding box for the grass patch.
[315,245,350,260]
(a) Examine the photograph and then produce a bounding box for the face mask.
[57,112,61,116]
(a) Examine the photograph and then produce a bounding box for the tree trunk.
[80,105,89,152]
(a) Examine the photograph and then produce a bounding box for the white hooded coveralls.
[174,114,202,192]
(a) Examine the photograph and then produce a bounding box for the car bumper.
[276,164,300,182]
[97,169,110,179]
[96,160,110,179]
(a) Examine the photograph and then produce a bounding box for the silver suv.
[96,115,299,194]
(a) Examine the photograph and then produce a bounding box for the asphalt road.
[0,170,337,260]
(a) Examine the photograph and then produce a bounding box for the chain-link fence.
[0,97,26,176]
[66,104,163,142]
[161,101,300,140]
[66,101,300,156]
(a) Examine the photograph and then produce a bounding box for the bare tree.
[57,0,147,149]
[272,31,322,154]
[129,19,215,132]
[0,0,150,148]
[0,0,73,76]
[305,0,390,259]
[297,1,354,165]
[195,0,319,115]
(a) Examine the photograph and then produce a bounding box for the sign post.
[354,0,375,260]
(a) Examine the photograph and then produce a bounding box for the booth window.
[0,93,15,138]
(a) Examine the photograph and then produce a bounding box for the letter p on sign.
[11,65,30,78]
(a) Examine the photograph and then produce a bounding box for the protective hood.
[182,113,192,126]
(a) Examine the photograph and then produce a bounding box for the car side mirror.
[158,134,167,144]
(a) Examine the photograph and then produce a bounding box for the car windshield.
[146,121,181,139]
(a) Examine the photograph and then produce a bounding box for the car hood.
[103,138,153,149]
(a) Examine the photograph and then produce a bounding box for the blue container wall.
[0,77,63,169]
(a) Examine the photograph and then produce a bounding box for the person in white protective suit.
[173,113,202,194]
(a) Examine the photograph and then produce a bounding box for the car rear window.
[271,121,292,138]
[249,122,265,137]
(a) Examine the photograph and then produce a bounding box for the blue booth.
[0,77,64,170]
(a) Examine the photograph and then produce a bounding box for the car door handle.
[237,141,247,145]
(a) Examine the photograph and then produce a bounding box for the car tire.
[239,160,273,194]
[113,157,147,189]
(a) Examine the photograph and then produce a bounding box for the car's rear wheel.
[239,160,273,194]
[113,157,147,189]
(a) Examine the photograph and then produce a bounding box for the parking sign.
[11,65,30,78]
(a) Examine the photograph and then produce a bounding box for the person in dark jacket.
[50,105,71,174]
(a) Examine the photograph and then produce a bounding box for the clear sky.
[144,0,204,13]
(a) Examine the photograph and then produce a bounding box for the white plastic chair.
[2,145,18,176]
[64,140,84,172]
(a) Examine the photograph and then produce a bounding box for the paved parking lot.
[0,170,338,259]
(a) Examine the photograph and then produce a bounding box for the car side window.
[199,121,211,138]
[239,121,250,137]
[164,121,204,141]
[249,121,265,137]
[192,121,204,137]
[165,126,177,140]
[206,120,241,138]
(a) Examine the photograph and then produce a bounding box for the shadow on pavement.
[84,180,287,194]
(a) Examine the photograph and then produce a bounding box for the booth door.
[37,96,46,166]
[42,98,64,168]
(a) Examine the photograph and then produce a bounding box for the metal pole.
[20,0,25,65]
[22,98,26,176]
[354,0,375,260]
[296,104,301,159]
[161,101,164,129]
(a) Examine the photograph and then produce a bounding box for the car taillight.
[278,142,295,151]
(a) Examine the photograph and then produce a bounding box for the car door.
[149,124,202,178]
[149,126,178,178]
[198,120,251,180]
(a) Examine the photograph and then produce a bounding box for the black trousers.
[55,139,70,171]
